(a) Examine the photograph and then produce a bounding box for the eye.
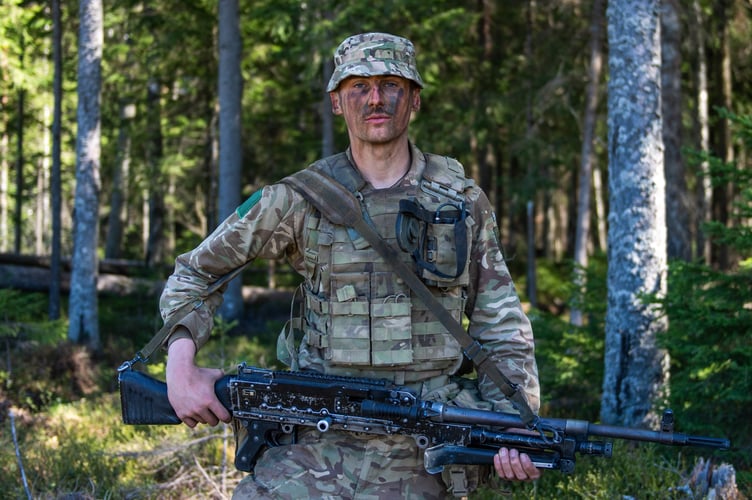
[381,79,405,93]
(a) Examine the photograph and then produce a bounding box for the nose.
[367,85,384,106]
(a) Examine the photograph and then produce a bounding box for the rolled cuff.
[165,326,195,350]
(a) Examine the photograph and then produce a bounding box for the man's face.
[330,75,420,146]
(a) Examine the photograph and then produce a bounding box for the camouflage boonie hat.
[326,32,424,92]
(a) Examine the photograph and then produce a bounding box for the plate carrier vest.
[289,151,477,384]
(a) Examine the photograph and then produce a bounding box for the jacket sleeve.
[159,183,306,351]
[465,187,540,414]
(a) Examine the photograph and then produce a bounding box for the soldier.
[162,32,541,498]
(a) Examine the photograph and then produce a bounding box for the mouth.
[365,114,391,124]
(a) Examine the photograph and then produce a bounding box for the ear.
[412,89,421,112]
[330,92,343,115]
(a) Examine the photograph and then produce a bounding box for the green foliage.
[0,288,51,327]
[521,257,576,310]
[533,310,604,421]
[703,110,752,260]
[657,261,752,458]
[531,256,607,421]
[0,289,70,411]
[654,109,752,472]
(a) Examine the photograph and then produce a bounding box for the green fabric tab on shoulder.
[236,189,263,218]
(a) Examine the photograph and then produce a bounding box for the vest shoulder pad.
[422,153,475,201]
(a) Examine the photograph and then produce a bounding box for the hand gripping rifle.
[118,363,730,474]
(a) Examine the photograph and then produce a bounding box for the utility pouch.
[396,198,470,284]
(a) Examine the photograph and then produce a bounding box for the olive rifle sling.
[119,262,251,370]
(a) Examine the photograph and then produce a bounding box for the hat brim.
[326,61,424,92]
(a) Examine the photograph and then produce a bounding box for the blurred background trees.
[2,0,747,273]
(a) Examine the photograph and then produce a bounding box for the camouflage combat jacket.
[160,143,540,413]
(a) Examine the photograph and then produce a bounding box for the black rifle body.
[119,363,730,474]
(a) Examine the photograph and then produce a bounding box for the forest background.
[1,0,751,498]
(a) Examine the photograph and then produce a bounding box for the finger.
[520,453,542,480]
[209,399,232,423]
[493,451,502,477]
[508,448,529,481]
[193,408,221,427]
[183,417,197,428]
[203,412,219,427]
[497,448,515,479]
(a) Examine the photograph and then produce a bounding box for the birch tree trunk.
[68,0,102,349]
[217,0,243,320]
[602,0,669,428]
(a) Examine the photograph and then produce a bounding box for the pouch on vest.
[396,198,471,286]
[305,271,415,367]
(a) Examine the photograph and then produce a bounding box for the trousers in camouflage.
[232,428,452,499]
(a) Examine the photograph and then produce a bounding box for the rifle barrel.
[431,403,730,450]
[584,422,730,449]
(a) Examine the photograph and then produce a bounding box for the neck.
[350,138,411,189]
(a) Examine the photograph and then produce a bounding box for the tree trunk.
[206,105,219,236]
[145,78,165,267]
[14,86,24,254]
[68,0,103,350]
[36,105,51,255]
[593,162,607,252]
[49,0,62,319]
[321,11,335,159]
[526,200,537,307]
[710,0,734,270]
[217,0,244,321]
[1,95,9,253]
[571,0,604,327]
[105,100,134,259]
[321,52,335,158]
[523,0,537,281]
[662,0,691,262]
[476,0,496,200]
[165,172,176,259]
[691,0,711,263]
[602,0,669,429]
